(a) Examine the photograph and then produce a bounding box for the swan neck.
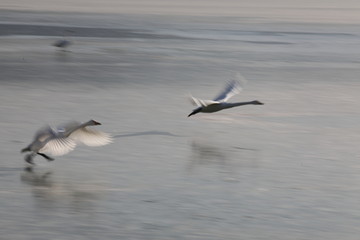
[227,101,256,107]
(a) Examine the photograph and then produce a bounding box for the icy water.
[1,10,360,240]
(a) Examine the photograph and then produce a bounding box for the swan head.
[88,120,102,126]
[188,107,202,117]
[252,100,264,105]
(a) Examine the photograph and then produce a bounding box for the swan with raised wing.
[21,120,112,164]
[188,76,264,117]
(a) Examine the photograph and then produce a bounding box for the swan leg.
[37,153,54,161]
[25,153,35,165]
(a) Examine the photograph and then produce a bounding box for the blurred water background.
[1,1,360,239]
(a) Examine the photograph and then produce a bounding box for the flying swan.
[21,120,112,164]
[188,75,264,117]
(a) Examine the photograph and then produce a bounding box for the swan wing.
[39,138,77,156]
[213,73,247,102]
[69,127,113,146]
[33,125,56,142]
[213,80,242,102]
[189,95,219,107]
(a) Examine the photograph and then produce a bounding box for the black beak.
[92,120,102,125]
[188,108,201,117]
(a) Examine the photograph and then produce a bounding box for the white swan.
[21,120,112,164]
[188,78,264,117]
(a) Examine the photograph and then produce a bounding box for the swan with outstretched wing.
[188,73,263,117]
[21,120,112,164]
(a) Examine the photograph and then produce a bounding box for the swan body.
[21,120,112,164]
[188,79,264,117]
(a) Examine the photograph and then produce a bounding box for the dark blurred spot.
[20,167,53,187]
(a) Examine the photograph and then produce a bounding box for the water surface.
[1,9,360,240]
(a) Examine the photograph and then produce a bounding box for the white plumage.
[188,73,263,117]
[21,120,112,164]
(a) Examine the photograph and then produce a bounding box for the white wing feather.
[189,95,219,107]
[39,138,77,156]
[213,80,241,102]
[213,73,247,102]
[69,127,113,146]
[189,73,246,105]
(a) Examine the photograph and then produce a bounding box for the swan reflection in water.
[187,138,260,180]
[21,167,54,187]
[20,167,100,213]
